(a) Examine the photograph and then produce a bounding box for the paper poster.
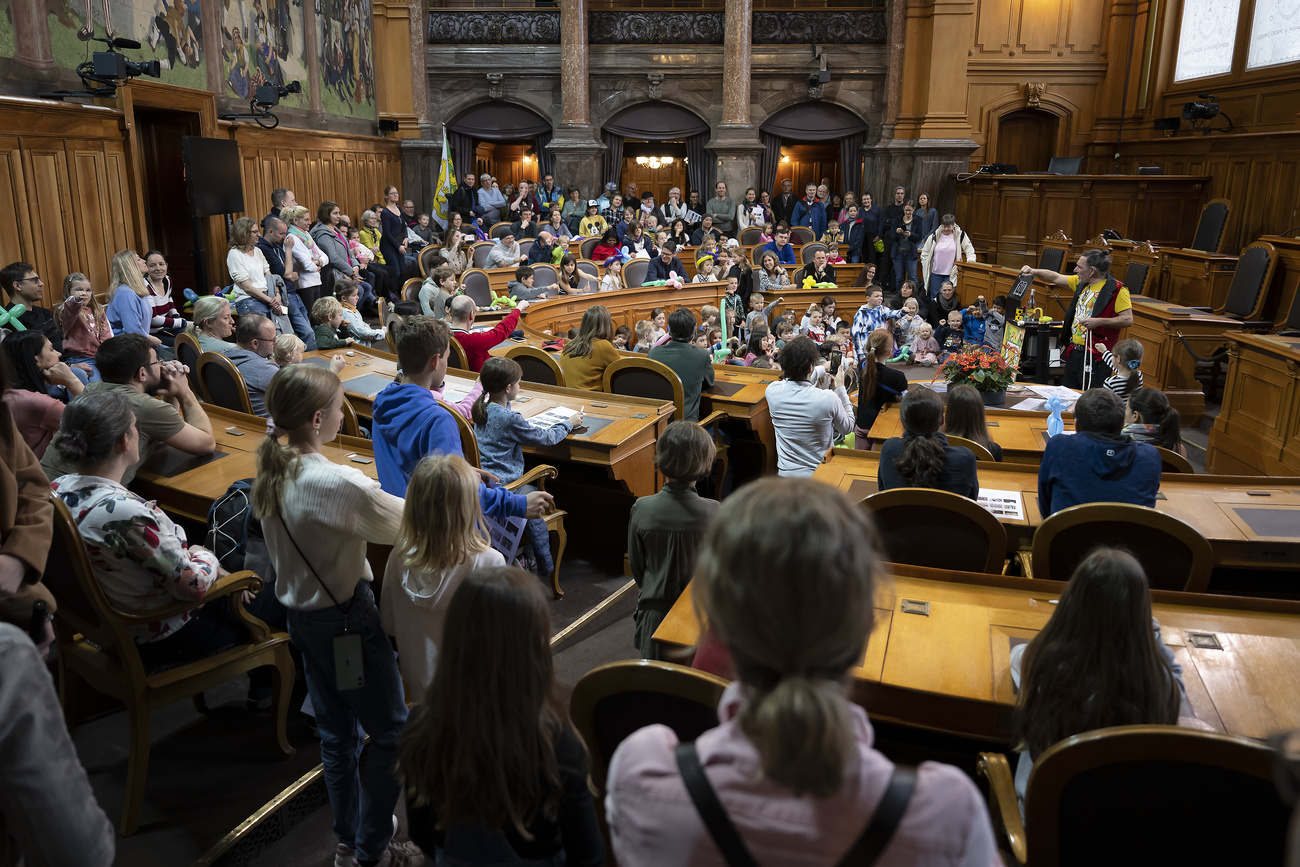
[484,513,526,561]
[1001,322,1025,374]
[527,407,577,429]
[978,489,1025,521]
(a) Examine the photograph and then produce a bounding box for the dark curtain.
[685,132,710,202]
[534,130,554,179]
[839,132,866,197]
[759,131,783,195]
[602,131,624,191]
[448,131,476,182]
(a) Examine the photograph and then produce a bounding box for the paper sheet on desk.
[1006,398,1047,412]
[979,488,1025,520]
[1025,384,1081,401]
[528,407,577,429]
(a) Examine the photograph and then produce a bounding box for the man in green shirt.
[649,309,715,422]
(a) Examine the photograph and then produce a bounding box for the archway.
[447,101,553,190]
[759,102,868,198]
[601,101,710,204]
[996,109,1057,173]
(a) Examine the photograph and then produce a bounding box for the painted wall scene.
[318,0,374,120]
[220,0,309,107]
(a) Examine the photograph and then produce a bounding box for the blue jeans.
[892,251,917,289]
[287,582,407,860]
[928,271,951,302]
[235,295,317,351]
[59,359,99,383]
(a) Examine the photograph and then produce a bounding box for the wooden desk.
[812,448,1300,570]
[518,282,727,336]
[865,399,1069,465]
[954,174,1210,269]
[1157,248,1238,308]
[302,348,674,499]
[1128,298,1241,425]
[653,564,1300,742]
[1259,234,1300,326]
[1207,332,1300,476]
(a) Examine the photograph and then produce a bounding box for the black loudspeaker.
[1153,117,1181,131]
[378,119,400,132]
[181,136,244,217]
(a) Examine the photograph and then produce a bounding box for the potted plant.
[940,345,1015,406]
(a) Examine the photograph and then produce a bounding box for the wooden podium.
[1127,299,1240,425]
[1207,332,1300,476]
[1157,248,1238,307]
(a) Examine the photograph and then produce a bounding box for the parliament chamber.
[2,0,1300,863]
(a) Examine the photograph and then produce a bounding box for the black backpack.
[206,478,275,582]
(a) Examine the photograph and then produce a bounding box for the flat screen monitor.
[182,136,244,217]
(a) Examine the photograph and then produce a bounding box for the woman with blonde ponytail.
[605,478,998,865]
[253,365,421,867]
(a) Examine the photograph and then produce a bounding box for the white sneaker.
[367,839,424,867]
[334,843,356,867]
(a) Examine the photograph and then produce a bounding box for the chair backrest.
[1219,241,1276,319]
[401,277,422,303]
[1284,281,1300,333]
[1031,502,1215,592]
[575,274,601,294]
[800,242,828,265]
[174,332,204,395]
[417,245,442,277]
[1122,261,1150,296]
[1024,725,1287,867]
[340,394,362,437]
[320,263,337,299]
[576,258,600,280]
[518,238,534,259]
[45,496,136,660]
[490,221,512,239]
[531,263,558,290]
[862,487,1007,574]
[460,269,493,307]
[752,244,771,266]
[1039,246,1066,274]
[603,356,684,420]
[570,660,728,791]
[1190,198,1230,253]
[1047,156,1083,175]
[470,242,495,269]
[789,226,815,245]
[436,398,479,466]
[506,344,566,387]
[739,226,764,246]
[945,433,996,462]
[197,352,255,414]
[446,335,469,370]
[579,237,599,261]
[1154,446,1194,474]
[623,258,650,289]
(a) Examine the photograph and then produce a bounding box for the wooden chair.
[45,497,294,835]
[623,258,650,288]
[579,237,599,260]
[173,332,204,396]
[978,725,1287,867]
[1187,240,1278,322]
[1190,197,1231,253]
[489,221,513,239]
[1121,261,1150,297]
[570,659,728,792]
[435,399,568,597]
[1027,502,1214,592]
[789,225,815,245]
[945,433,996,462]
[401,277,422,304]
[531,263,558,291]
[800,242,828,265]
[417,244,442,277]
[861,487,1007,574]
[506,344,567,387]
[197,352,255,414]
[340,394,362,437]
[446,335,469,371]
[602,356,730,490]
[1155,446,1194,474]
[459,268,493,308]
[470,241,495,270]
[1039,230,1070,273]
[739,226,764,246]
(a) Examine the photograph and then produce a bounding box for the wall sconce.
[781,154,790,163]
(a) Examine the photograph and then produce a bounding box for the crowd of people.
[0,170,1194,867]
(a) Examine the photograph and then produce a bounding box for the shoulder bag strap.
[278,514,350,616]
[674,743,760,867]
[838,766,917,866]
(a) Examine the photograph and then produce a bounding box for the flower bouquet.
[939,345,1015,406]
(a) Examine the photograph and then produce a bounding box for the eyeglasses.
[17,275,41,284]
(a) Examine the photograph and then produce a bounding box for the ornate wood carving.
[752,10,886,44]
[588,11,723,44]
[427,11,561,44]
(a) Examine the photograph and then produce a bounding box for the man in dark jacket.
[646,242,686,282]
[447,171,478,226]
[771,178,796,227]
[880,186,907,291]
[649,308,715,422]
[1038,388,1161,516]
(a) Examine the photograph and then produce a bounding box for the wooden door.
[777,144,842,195]
[621,158,688,207]
[135,107,202,294]
[996,110,1057,174]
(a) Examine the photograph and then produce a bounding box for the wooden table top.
[812,448,1300,568]
[653,562,1300,742]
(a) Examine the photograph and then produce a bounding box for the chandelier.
[636,155,675,170]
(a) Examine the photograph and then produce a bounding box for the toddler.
[892,298,925,362]
[984,295,1008,350]
[826,242,846,265]
[961,298,987,349]
[912,322,940,366]
[58,273,110,376]
[936,310,965,362]
[612,324,632,350]
[632,319,654,353]
[758,223,774,245]
[1096,337,1144,399]
[311,296,355,350]
[336,279,386,347]
[722,276,745,330]
[774,320,795,349]
[700,304,720,331]
[802,305,826,343]
[273,334,305,367]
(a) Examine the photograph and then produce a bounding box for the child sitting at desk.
[632,320,654,353]
[335,279,386,348]
[311,296,355,350]
[472,357,582,579]
[600,256,623,293]
[627,421,719,659]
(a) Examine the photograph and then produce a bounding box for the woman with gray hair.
[477,172,507,224]
[188,295,236,353]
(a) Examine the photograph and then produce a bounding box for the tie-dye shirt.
[52,475,220,644]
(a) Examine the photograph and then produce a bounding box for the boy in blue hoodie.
[1038,388,1161,516]
[961,299,987,348]
[371,315,552,521]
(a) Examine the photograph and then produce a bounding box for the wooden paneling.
[1208,333,1300,476]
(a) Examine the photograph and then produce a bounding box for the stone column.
[708,0,763,198]
[548,0,605,200]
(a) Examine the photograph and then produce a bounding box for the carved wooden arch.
[978,91,1081,166]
